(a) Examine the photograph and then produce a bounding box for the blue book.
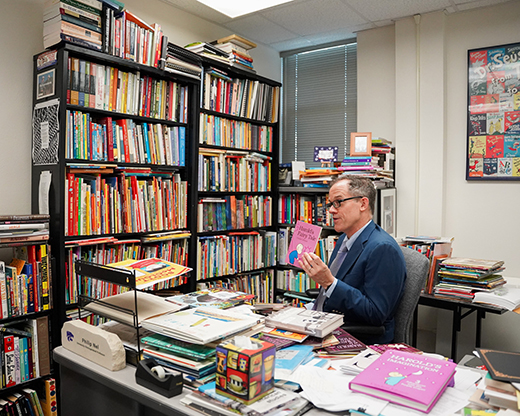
[179,127,186,166]
[274,344,314,380]
[142,123,152,164]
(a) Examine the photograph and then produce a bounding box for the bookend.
[135,358,183,398]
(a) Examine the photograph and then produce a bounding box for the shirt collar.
[345,220,372,251]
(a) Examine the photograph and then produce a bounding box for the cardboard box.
[215,337,276,404]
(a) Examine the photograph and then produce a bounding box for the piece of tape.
[151,365,166,379]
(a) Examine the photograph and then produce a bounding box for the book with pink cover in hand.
[349,350,457,413]
[285,221,322,266]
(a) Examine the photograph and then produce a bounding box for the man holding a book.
[297,175,406,344]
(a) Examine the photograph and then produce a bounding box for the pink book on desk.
[285,221,322,266]
[349,350,457,413]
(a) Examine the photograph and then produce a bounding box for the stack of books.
[160,41,203,80]
[433,257,506,301]
[0,215,50,246]
[43,0,104,51]
[211,34,257,73]
[299,167,340,188]
[184,42,230,64]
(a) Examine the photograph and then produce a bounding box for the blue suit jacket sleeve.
[324,222,406,342]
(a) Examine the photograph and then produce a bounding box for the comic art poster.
[467,42,520,180]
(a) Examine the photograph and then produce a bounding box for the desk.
[412,294,506,362]
[53,346,203,416]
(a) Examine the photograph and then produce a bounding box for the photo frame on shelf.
[350,132,372,156]
[379,188,396,238]
[36,68,55,100]
[466,41,520,181]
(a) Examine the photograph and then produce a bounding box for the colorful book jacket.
[166,288,255,310]
[349,350,457,413]
[324,327,366,354]
[285,221,322,266]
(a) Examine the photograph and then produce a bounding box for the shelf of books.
[31,43,200,338]
[0,215,57,407]
[194,58,281,304]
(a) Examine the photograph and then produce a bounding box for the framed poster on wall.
[374,188,396,238]
[467,42,520,180]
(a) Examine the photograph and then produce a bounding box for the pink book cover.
[349,350,457,413]
[285,220,322,266]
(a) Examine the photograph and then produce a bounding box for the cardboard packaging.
[215,336,276,404]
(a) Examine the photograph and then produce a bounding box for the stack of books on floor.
[432,257,506,301]
[43,0,104,51]
[211,34,257,74]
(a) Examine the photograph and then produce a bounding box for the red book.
[216,79,222,113]
[115,119,130,163]
[349,350,456,413]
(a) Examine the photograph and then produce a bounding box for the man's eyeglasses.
[325,196,363,210]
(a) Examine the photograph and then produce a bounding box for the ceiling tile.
[455,0,512,10]
[223,14,298,44]
[270,37,314,52]
[260,0,368,36]
[342,0,451,21]
[159,0,233,24]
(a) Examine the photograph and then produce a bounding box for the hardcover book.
[349,350,457,413]
[285,221,322,267]
[265,307,343,338]
[323,327,366,354]
[477,348,520,383]
[166,288,255,310]
[141,307,261,345]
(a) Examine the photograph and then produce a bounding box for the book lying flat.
[108,258,192,290]
[323,327,366,354]
[477,348,520,383]
[166,288,255,310]
[84,290,186,325]
[441,257,504,271]
[141,307,261,345]
[265,307,343,338]
[274,344,314,380]
[349,350,457,413]
[472,286,520,311]
[140,333,216,361]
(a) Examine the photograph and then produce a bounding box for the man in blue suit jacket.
[297,175,406,344]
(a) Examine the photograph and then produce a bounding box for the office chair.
[306,245,429,344]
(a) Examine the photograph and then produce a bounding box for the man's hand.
[297,252,335,288]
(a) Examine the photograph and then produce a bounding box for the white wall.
[358,1,520,358]
[0,0,281,215]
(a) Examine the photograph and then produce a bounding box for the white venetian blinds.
[281,42,357,165]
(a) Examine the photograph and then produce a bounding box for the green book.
[140,333,215,361]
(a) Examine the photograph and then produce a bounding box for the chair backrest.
[393,246,430,344]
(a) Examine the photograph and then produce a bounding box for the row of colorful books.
[199,114,274,152]
[197,232,277,280]
[66,58,189,122]
[65,171,187,236]
[202,69,280,123]
[276,270,319,294]
[197,195,273,232]
[278,193,333,226]
[198,149,271,193]
[0,377,56,415]
[64,238,189,303]
[0,317,51,389]
[0,245,52,318]
[66,111,186,165]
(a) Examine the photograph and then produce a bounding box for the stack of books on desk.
[433,257,506,301]
[0,214,50,245]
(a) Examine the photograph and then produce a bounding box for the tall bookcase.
[31,44,200,346]
[194,58,281,303]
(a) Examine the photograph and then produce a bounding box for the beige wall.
[358,1,520,357]
[0,0,281,215]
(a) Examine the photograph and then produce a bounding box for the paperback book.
[274,344,314,380]
[349,350,457,413]
[141,307,261,345]
[166,288,255,310]
[285,221,322,267]
[265,307,343,338]
[108,258,192,290]
[140,333,216,361]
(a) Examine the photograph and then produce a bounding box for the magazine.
[141,307,261,345]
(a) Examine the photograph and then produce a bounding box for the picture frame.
[350,132,372,156]
[37,68,55,100]
[378,188,396,237]
[466,41,520,180]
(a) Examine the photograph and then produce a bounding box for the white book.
[473,286,520,311]
[141,307,261,345]
[265,307,343,338]
[0,261,8,319]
